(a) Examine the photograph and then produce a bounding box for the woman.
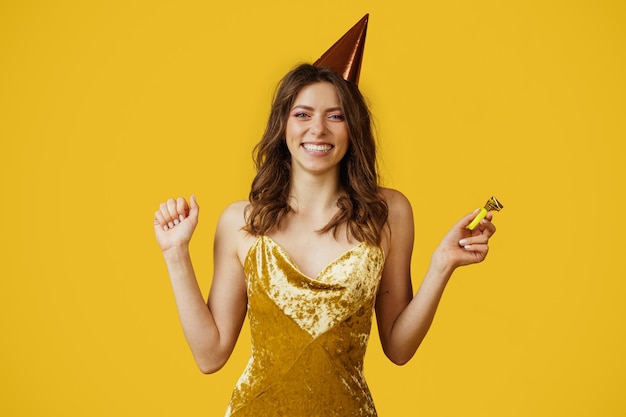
[154,64,496,416]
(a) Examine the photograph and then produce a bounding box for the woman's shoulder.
[378,187,412,212]
[377,188,414,255]
[216,200,257,263]
[217,200,250,230]
[221,199,250,214]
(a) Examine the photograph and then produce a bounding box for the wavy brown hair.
[244,64,388,245]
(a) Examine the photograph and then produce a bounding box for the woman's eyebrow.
[291,105,314,111]
[291,105,343,112]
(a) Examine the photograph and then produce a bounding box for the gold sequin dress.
[225,235,385,417]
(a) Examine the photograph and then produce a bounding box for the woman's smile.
[302,142,334,153]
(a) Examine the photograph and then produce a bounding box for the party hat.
[314,14,369,85]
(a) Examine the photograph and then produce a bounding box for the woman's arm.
[154,196,248,374]
[375,189,496,365]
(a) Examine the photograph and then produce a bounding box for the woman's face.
[285,82,349,176]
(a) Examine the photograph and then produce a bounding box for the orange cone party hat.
[314,14,369,86]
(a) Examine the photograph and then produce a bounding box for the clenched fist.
[154,195,199,252]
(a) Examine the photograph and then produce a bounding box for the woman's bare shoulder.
[378,187,412,214]
[215,200,257,262]
[376,187,414,258]
[217,200,250,229]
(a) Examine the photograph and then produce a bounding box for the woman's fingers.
[159,201,173,226]
[154,209,168,231]
[166,198,179,226]
[164,197,189,225]
[155,197,188,231]
[459,234,489,246]
[153,196,199,252]
[176,197,189,222]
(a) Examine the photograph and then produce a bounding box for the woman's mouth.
[302,143,333,153]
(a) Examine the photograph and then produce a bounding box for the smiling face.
[285,82,350,177]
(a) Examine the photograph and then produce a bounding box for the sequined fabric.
[225,235,385,417]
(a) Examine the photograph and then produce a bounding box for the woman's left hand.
[432,209,497,271]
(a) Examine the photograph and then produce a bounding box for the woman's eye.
[294,112,309,118]
[329,114,345,121]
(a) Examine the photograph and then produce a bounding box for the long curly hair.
[244,64,388,245]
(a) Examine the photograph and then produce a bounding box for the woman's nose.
[309,117,325,136]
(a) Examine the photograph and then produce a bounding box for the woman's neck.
[288,171,343,214]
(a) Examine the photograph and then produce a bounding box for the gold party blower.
[467,196,504,230]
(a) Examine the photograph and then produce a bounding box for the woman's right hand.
[153,195,199,252]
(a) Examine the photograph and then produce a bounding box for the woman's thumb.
[190,194,199,211]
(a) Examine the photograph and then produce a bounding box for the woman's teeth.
[303,143,332,152]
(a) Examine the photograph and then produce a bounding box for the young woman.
[154,64,496,416]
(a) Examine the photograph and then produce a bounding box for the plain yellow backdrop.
[1,1,624,416]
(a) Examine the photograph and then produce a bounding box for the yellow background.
[1,1,624,416]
